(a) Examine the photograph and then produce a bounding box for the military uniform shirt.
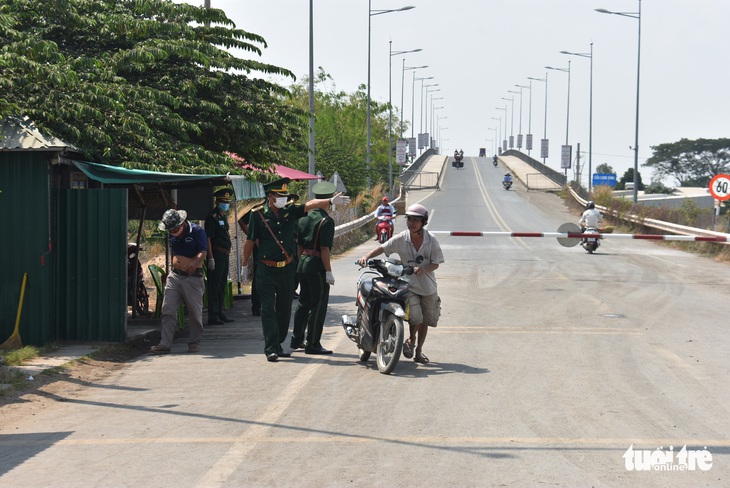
[205,208,231,251]
[297,209,334,274]
[246,203,306,261]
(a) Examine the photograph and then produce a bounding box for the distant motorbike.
[502,179,513,190]
[581,227,600,254]
[342,257,421,374]
[493,159,498,167]
[127,243,150,315]
[452,153,464,169]
[376,215,394,244]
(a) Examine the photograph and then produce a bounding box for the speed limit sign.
[709,174,730,201]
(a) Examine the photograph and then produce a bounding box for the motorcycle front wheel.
[376,314,404,374]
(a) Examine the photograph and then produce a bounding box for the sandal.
[413,353,429,364]
[402,339,414,359]
[150,345,171,354]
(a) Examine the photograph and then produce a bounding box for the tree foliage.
[284,68,396,195]
[0,0,307,173]
[645,138,730,187]
[595,163,614,174]
[617,167,644,191]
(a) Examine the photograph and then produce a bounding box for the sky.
[179,0,730,187]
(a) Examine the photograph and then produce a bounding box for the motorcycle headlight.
[385,262,404,278]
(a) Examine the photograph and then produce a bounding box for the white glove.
[241,266,249,283]
[325,271,335,285]
[330,192,350,206]
[207,258,215,271]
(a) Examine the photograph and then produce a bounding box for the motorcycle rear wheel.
[376,315,404,374]
[379,231,389,244]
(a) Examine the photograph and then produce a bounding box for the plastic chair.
[147,264,185,329]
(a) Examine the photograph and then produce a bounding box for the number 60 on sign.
[709,174,730,201]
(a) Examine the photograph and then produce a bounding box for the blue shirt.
[171,222,207,258]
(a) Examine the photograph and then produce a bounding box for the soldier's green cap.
[263,177,291,195]
[214,188,234,202]
[312,181,337,199]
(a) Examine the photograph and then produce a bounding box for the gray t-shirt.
[380,230,444,296]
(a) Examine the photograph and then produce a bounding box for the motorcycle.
[127,243,150,315]
[376,215,394,244]
[502,179,513,190]
[452,153,464,169]
[341,256,421,374]
[493,159,498,167]
[581,227,600,253]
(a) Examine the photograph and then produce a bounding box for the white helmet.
[405,204,429,226]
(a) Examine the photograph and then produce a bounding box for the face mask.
[218,203,230,212]
[273,196,288,209]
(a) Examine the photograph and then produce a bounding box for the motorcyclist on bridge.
[503,172,513,184]
[375,196,396,240]
[578,201,603,242]
[493,154,498,166]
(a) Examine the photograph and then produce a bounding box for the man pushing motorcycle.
[358,203,444,364]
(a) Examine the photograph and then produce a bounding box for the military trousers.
[292,271,330,349]
[207,249,230,321]
[255,260,296,355]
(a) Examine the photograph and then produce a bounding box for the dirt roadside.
[0,331,158,410]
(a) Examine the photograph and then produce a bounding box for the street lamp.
[401,64,428,138]
[422,84,439,150]
[509,89,523,149]
[561,44,594,192]
[495,106,507,151]
[490,118,501,154]
[367,2,414,188]
[528,74,549,164]
[516,84,531,152]
[308,0,315,197]
[412,75,433,140]
[597,2,641,203]
[389,42,421,193]
[546,62,571,173]
[431,106,444,148]
[501,95,515,148]
[430,97,443,137]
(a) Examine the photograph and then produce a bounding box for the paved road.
[1,156,728,487]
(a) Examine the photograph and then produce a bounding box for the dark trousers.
[250,246,260,313]
[256,261,296,355]
[207,250,229,321]
[292,271,330,349]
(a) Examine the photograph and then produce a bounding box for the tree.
[645,138,730,187]
[595,163,615,174]
[285,68,393,195]
[0,0,307,173]
[617,167,644,191]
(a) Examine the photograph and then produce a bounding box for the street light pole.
[491,117,501,154]
[308,0,315,197]
[546,62,571,173]
[561,43,594,192]
[516,84,531,153]
[401,64,428,138]
[367,2,414,188]
[528,73,549,164]
[495,106,507,151]
[412,76,433,140]
[597,2,641,203]
[509,89,523,149]
[388,43,421,193]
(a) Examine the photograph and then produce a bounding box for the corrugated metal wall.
[56,189,128,342]
[0,152,55,346]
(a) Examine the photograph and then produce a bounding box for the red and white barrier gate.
[429,223,728,247]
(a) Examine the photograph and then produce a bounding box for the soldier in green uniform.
[241,178,350,362]
[290,181,337,355]
[205,188,234,325]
